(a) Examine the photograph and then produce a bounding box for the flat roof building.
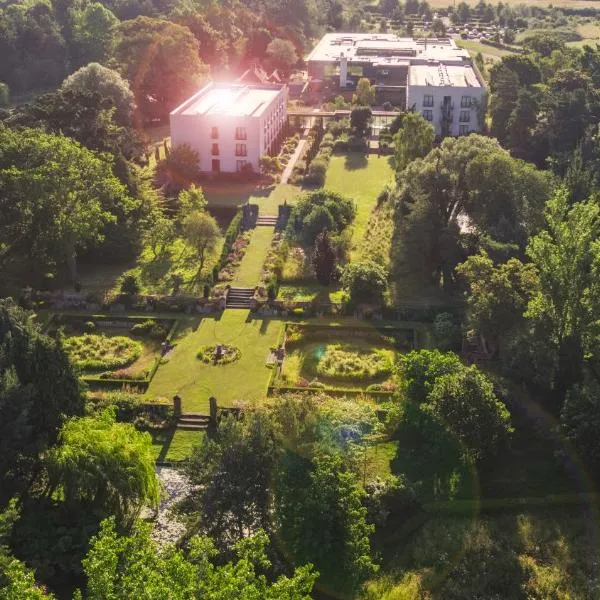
[170,82,288,174]
[307,33,486,137]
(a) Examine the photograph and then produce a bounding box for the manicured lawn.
[232,226,274,287]
[324,154,394,260]
[147,310,283,413]
[203,182,301,213]
[456,39,514,61]
[151,428,205,462]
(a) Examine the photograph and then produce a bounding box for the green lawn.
[203,182,301,213]
[456,39,514,61]
[232,226,274,287]
[147,310,283,413]
[151,428,204,462]
[324,154,395,260]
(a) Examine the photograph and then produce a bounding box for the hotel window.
[211,143,219,155]
[459,124,469,135]
[423,95,434,107]
[235,127,247,140]
[211,126,218,139]
[236,160,247,172]
[423,110,433,122]
[459,111,470,122]
[235,143,247,157]
[460,96,471,108]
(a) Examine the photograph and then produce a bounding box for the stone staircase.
[226,287,254,309]
[256,214,277,227]
[177,413,211,430]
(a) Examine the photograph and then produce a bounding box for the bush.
[321,133,335,149]
[433,312,461,350]
[64,334,142,371]
[197,344,241,365]
[218,209,243,271]
[342,261,388,303]
[130,319,169,340]
[293,160,307,175]
[120,271,141,296]
[332,136,349,152]
[305,158,328,186]
[84,321,96,333]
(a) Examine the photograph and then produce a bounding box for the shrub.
[321,133,335,149]
[342,261,388,303]
[433,312,461,350]
[130,319,169,340]
[218,209,243,270]
[120,271,141,296]
[332,136,349,152]
[293,160,307,175]
[305,158,328,186]
[84,321,96,332]
[197,344,241,365]
[64,334,142,371]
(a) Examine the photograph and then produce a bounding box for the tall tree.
[526,188,600,405]
[393,111,435,174]
[266,38,298,72]
[182,412,279,550]
[47,411,160,523]
[0,125,131,281]
[353,78,376,106]
[275,453,377,592]
[312,230,336,285]
[0,299,84,504]
[113,17,208,121]
[182,210,221,281]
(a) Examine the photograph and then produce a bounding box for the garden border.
[47,313,180,392]
[267,321,429,399]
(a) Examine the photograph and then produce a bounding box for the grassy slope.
[455,38,514,62]
[324,153,395,260]
[232,226,274,287]
[147,311,283,413]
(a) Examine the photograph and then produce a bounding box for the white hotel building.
[170,82,288,174]
[306,34,486,137]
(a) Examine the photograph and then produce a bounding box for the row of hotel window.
[422,95,473,108]
[211,143,247,157]
[211,126,247,140]
[422,110,471,122]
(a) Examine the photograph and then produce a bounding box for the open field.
[456,38,515,61]
[147,311,283,413]
[324,153,395,260]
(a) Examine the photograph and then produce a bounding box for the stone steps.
[256,215,277,226]
[176,413,211,431]
[226,287,254,309]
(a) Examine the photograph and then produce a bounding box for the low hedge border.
[267,384,394,400]
[47,313,179,392]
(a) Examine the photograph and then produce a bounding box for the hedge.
[218,208,243,270]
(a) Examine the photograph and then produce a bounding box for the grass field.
[231,226,274,287]
[324,153,395,260]
[455,38,515,63]
[147,311,283,413]
[151,428,204,462]
[203,181,301,213]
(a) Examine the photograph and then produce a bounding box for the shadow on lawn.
[152,428,175,463]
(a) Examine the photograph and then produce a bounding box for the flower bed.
[48,314,178,392]
[315,344,394,381]
[197,344,241,365]
[64,334,142,371]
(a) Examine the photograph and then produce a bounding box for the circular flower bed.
[64,334,142,371]
[197,344,241,365]
[315,344,393,381]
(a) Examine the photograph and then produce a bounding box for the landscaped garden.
[49,314,177,390]
[272,322,422,394]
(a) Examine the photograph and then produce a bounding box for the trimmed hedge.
[197,344,241,365]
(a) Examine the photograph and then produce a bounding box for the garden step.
[256,215,277,226]
[176,423,209,431]
[181,413,211,419]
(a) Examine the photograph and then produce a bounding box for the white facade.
[307,34,486,136]
[170,82,288,173]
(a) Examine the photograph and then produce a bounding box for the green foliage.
[316,344,394,381]
[196,344,241,365]
[293,189,356,247]
[393,111,435,173]
[0,125,130,282]
[60,62,133,126]
[219,209,243,270]
[399,350,463,405]
[352,78,376,107]
[63,334,142,371]
[48,411,159,521]
[182,210,221,280]
[177,184,207,218]
[304,157,328,186]
[81,518,316,599]
[425,365,513,462]
[350,105,373,137]
[0,83,9,108]
[120,270,142,295]
[275,453,378,592]
[113,16,208,120]
[130,319,168,339]
[0,299,84,502]
[312,230,336,285]
[341,260,388,303]
[182,412,279,550]
[159,143,201,188]
[266,38,298,71]
[433,312,461,351]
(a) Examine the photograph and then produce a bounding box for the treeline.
[0,0,347,107]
